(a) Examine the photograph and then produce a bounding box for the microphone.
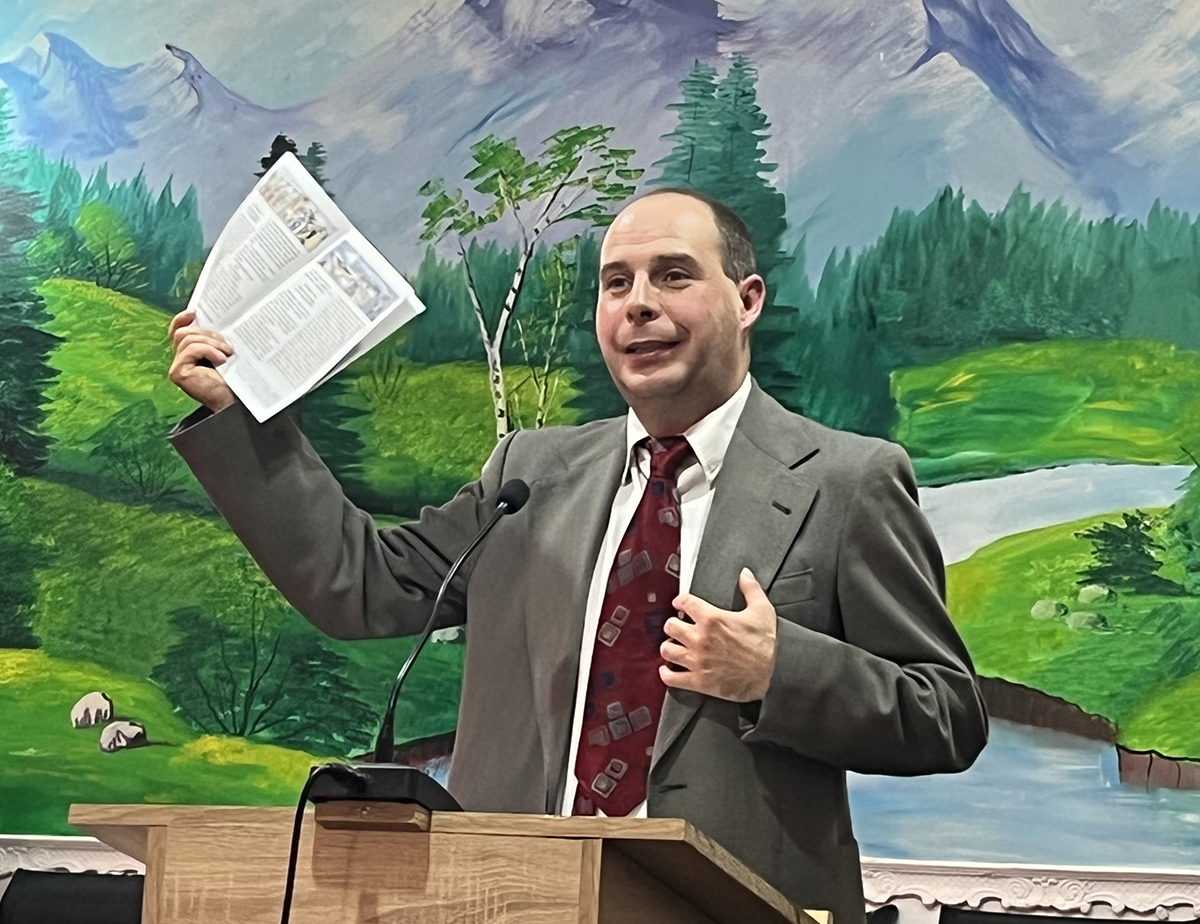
[372,477,529,762]
[278,479,530,924]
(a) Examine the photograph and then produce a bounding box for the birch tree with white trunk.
[512,238,578,430]
[419,126,641,440]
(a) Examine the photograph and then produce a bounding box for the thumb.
[739,567,769,609]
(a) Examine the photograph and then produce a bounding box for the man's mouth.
[624,340,679,355]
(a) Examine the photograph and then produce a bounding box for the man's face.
[596,194,758,413]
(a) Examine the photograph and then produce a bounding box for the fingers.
[170,342,229,377]
[659,662,701,690]
[166,309,238,411]
[662,615,696,644]
[170,317,231,354]
[175,331,234,357]
[173,327,231,353]
[672,592,720,623]
[168,308,196,339]
[738,568,770,608]
[659,636,692,667]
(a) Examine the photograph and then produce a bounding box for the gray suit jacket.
[171,380,988,924]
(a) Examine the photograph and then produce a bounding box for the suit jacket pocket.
[768,568,815,608]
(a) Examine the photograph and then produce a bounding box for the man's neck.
[631,377,747,438]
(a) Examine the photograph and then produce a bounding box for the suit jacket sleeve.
[740,441,989,775]
[169,401,515,641]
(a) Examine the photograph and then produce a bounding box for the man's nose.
[626,273,660,321]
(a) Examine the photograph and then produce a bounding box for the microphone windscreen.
[497,479,530,514]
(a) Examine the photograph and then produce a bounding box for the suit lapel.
[651,386,820,771]
[524,420,626,810]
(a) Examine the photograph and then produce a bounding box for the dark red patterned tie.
[573,436,693,816]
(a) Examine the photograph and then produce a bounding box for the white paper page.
[217,230,424,421]
[315,293,425,388]
[185,153,425,421]
[189,152,352,329]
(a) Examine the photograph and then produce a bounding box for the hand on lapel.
[660,568,778,703]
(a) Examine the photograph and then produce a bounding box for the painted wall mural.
[2,0,1200,867]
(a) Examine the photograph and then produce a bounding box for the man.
[167,189,988,924]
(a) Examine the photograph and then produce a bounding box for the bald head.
[603,192,726,273]
[619,188,757,282]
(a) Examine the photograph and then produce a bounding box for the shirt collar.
[622,373,752,485]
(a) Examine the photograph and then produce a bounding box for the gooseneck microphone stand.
[371,477,529,765]
[279,479,530,924]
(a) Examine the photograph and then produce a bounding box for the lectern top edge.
[67,804,694,842]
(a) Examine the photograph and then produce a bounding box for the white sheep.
[99,721,147,753]
[71,692,113,729]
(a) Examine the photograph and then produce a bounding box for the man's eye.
[664,270,690,284]
[606,277,629,291]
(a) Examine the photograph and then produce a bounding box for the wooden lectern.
[70,803,830,924]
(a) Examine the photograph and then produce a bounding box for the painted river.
[848,462,1200,865]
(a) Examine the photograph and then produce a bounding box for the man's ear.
[739,274,766,330]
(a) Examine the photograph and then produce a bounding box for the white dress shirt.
[560,373,753,817]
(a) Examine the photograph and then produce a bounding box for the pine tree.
[293,374,372,508]
[1076,512,1182,596]
[17,145,202,305]
[565,233,626,422]
[250,140,370,500]
[298,142,332,196]
[0,461,45,648]
[710,57,787,276]
[256,134,300,177]
[836,184,1141,370]
[0,282,56,473]
[651,56,804,411]
[407,246,485,363]
[1144,602,1200,681]
[782,244,896,436]
[136,179,205,303]
[1168,460,1200,594]
[0,90,55,473]
[651,61,721,188]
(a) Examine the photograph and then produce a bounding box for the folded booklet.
[187,152,425,422]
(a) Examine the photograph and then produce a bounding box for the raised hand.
[167,308,237,412]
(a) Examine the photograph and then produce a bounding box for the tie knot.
[646,436,693,480]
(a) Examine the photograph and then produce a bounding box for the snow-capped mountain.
[0,0,1192,271]
[912,0,1143,214]
[0,32,146,160]
[0,32,317,235]
[0,33,279,158]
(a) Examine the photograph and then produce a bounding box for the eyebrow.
[599,253,705,278]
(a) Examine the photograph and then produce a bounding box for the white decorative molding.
[0,835,142,901]
[4,836,1200,920]
[863,856,1200,920]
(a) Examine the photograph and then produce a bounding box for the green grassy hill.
[22,475,466,737]
[0,649,322,834]
[947,508,1200,757]
[893,339,1200,484]
[1,278,495,834]
[351,361,577,508]
[2,473,468,833]
[38,279,194,483]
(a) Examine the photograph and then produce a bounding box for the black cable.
[279,763,367,924]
